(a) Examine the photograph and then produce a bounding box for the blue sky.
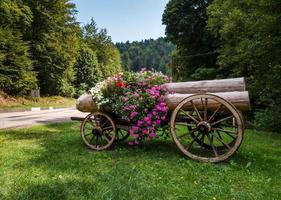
[71,0,169,43]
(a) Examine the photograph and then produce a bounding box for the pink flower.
[128,141,134,145]
[142,129,148,134]
[144,116,150,122]
[146,120,151,126]
[137,120,143,126]
[133,93,140,97]
[123,97,128,102]
[140,68,146,73]
[149,133,157,138]
[155,119,161,126]
[130,112,138,119]
[131,126,138,131]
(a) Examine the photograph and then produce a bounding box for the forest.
[1,0,281,132]
[0,0,121,97]
[116,38,175,74]
[162,0,281,132]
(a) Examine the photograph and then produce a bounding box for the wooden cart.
[72,78,250,163]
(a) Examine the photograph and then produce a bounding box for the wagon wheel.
[188,111,236,151]
[116,126,130,142]
[80,112,116,150]
[170,94,244,163]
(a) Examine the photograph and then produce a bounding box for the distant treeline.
[0,0,121,97]
[162,0,281,132]
[116,38,175,74]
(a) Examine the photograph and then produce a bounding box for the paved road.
[0,108,88,129]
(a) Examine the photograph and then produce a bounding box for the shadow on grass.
[2,122,281,174]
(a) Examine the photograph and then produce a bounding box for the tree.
[162,0,218,81]
[83,19,121,78]
[23,0,80,96]
[0,0,37,95]
[74,44,102,96]
[207,0,281,131]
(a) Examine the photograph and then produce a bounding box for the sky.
[71,0,169,43]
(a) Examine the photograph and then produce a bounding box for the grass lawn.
[0,93,75,111]
[0,122,280,200]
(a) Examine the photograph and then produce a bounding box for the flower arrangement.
[89,69,171,144]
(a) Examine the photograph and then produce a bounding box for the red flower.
[116,81,125,88]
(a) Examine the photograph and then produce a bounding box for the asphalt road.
[0,108,88,129]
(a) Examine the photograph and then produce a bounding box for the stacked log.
[165,91,250,111]
[164,77,245,94]
[76,77,250,112]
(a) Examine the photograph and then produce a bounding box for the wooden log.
[165,91,250,111]
[76,93,98,113]
[77,91,250,113]
[164,77,245,94]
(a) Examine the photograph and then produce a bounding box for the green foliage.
[162,0,218,80]
[0,0,33,31]
[207,0,281,132]
[0,1,122,97]
[0,28,37,95]
[74,44,102,96]
[82,19,121,78]
[23,0,80,96]
[116,38,175,74]
[0,0,37,95]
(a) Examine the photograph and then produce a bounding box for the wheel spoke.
[119,131,125,137]
[89,135,95,144]
[186,132,201,150]
[214,128,237,139]
[191,100,202,121]
[215,128,237,134]
[212,131,231,149]
[103,126,113,131]
[208,104,223,122]
[178,128,197,139]
[102,133,111,143]
[102,120,110,128]
[217,130,223,139]
[206,134,218,157]
[211,115,234,126]
[199,133,205,146]
[175,122,196,127]
[87,118,96,127]
[84,132,92,137]
[95,135,99,147]
[204,98,208,121]
[180,109,199,124]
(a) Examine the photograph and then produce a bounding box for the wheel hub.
[92,127,103,136]
[197,121,211,134]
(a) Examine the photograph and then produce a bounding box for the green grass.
[0,122,280,200]
[0,95,75,111]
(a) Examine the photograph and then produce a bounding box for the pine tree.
[0,0,37,95]
[74,44,102,96]
[23,0,80,96]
